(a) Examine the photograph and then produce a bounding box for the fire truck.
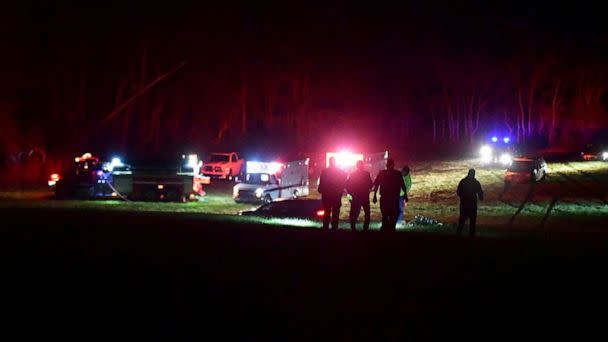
[51,153,117,198]
[50,153,206,202]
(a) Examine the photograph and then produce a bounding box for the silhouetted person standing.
[457,168,484,236]
[397,165,412,226]
[346,160,373,231]
[373,159,407,232]
[318,157,346,230]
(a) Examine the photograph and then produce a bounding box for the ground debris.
[409,214,443,227]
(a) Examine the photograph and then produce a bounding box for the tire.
[264,194,272,204]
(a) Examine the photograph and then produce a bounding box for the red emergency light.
[325,151,364,169]
[75,152,98,163]
[48,173,61,187]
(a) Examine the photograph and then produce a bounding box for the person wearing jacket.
[373,159,408,232]
[456,168,484,236]
[318,157,347,230]
[346,160,373,231]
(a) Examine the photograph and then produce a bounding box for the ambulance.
[233,159,310,203]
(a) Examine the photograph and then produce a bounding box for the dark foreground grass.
[2,207,608,339]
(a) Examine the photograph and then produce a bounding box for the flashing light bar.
[246,161,284,174]
[75,152,97,163]
[103,156,125,172]
[326,151,364,169]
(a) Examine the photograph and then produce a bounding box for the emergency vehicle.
[233,159,310,203]
[580,144,608,161]
[113,154,206,202]
[51,153,118,198]
[479,135,516,167]
[50,153,204,202]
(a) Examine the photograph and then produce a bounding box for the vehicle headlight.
[499,153,512,166]
[603,152,608,161]
[479,145,492,163]
[255,188,264,198]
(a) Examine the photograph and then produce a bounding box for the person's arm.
[477,181,484,201]
[366,174,373,192]
[372,173,381,203]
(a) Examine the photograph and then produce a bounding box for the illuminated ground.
[2,159,608,234]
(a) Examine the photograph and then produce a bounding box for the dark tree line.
[2,2,608,160]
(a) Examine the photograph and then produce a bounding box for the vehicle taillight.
[316,209,325,217]
[50,173,60,182]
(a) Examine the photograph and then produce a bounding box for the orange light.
[50,173,60,182]
[316,209,325,217]
[75,157,80,162]
[157,184,164,190]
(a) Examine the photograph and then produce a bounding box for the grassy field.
[2,159,608,233]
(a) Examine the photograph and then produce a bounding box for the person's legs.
[457,206,467,235]
[322,198,332,230]
[362,198,371,231]
[397,196,405,224]
[331,197,341,230]
[380,208,389,232]
[381,197,399,232]
[469,208,477,237]
[388,209,399,231]
[350,197,361,231]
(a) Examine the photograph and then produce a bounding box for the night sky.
[2,1,608,157]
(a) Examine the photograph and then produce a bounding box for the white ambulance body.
[233,159,309,203]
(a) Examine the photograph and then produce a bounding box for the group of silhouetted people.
[318,157,483,236]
